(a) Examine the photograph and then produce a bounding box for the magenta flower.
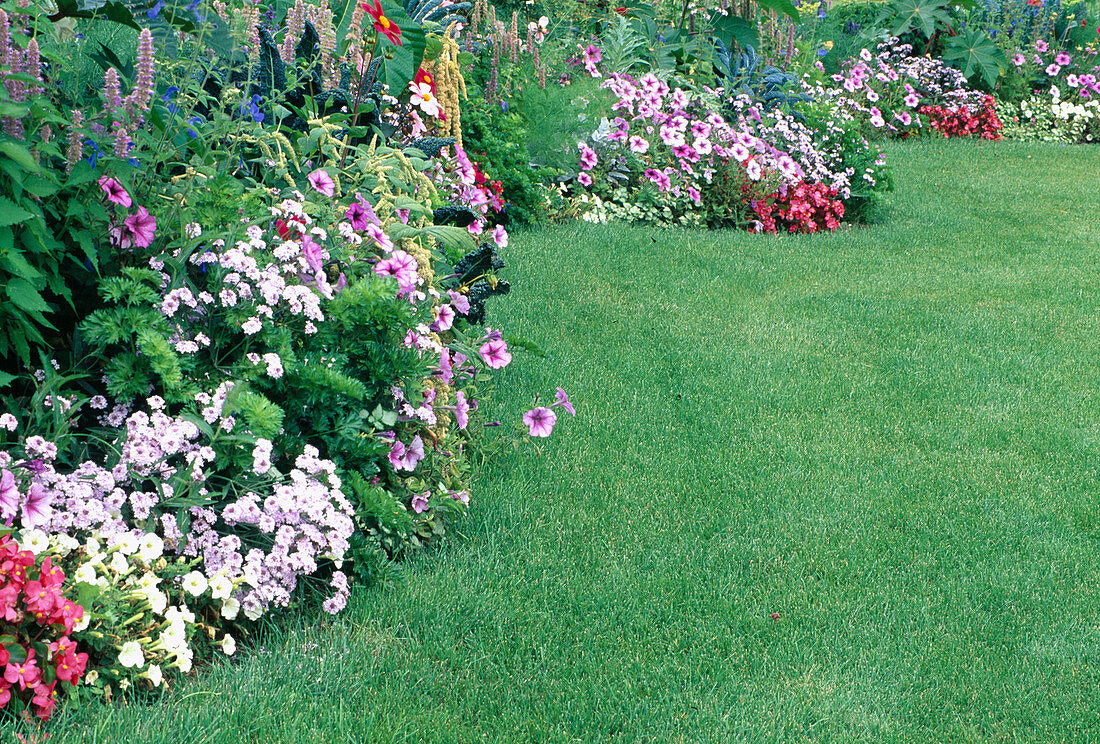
[479,339,512,369]
[302,237,325,272]
[431,303,455,332]
[388,435,425,471]
[410,491,430,513]
[577,142,598,171]
[628,135,650,154]
[375,250,419,292]
[98,175,132,207]
[447,290,470,315]
[438,348,453,384]
[128,206,157,246]
[307,169,336,197]
[111,206,157,249]
[1055,52,1071,66]
[577,172,593,187]
[0,469,19,521]
[523,407,557,437]
[345,200,371,230]
[552,387,576,415]
[20,483,52,528]
[1046,63,1061,76]
[1012,53,1025,67]
[492,224,509,249]
[454,390,470,429]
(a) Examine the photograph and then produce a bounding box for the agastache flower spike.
[124,29,156,116]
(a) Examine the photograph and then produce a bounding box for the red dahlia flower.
[361,0,402,46]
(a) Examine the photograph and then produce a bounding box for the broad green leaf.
[0,102,28,117]
[709,13,759,52]
[389,223,475,254]
[1,250,44,281]
[0,196,33,228]
[0,371,16,388]
[5,643,26,664]
[877,0,954,39]
[6,277,51,313]
[942,27,1006,88]
[753,0,800,22]
[0,141,39,172]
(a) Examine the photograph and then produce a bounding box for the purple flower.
[388,435,425,471]
[411,491,430,513]
[577,172,593,187]
[447,290,470,315]
[454,390,470,429]
[553,388,576,416]
[375,250,419,292]
[0,470,19,521]
[345,201,371,230]
[479,339,512,369]
[523,407,557,437]
[492,224,509,249]
[307,169,336,197]
[20,483,52,528]
[431,303,455,332]
[98,176,132,207]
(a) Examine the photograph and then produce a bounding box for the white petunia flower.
[209,575,233,600]
[118,641,145,668]
[181,571,208,597]
[117,532,140,555]
[144,664,163,687]
[74,563,98,585]
[221,597,241,620]
[220,634,236,656]
[138,533,164,562]
[22,530,50,555]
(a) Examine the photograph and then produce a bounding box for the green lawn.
[44,140,1100,743]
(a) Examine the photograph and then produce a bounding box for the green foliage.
[878,0,958,38]
[460,98,548,227]
[941,25,1007,89]
[600,15,649,73]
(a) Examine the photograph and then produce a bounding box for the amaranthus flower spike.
[361,0,402,46]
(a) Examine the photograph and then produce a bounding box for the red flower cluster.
[1,536,88,721]
[919,95,1002,140]
[752,181,845,234]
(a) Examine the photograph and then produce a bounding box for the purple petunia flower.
[523,407,557,437]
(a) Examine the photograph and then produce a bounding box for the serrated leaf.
[0,371,14,388]
[6,278,50,313]
[0,196,34,228]
[0,142,39,172]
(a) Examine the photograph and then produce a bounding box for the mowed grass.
[42,140,1100,743]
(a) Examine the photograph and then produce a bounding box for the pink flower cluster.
[0,536,88,721]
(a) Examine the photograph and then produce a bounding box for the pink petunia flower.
[479,339,511,369]
[98,176,132,207]
[0,469,19,521]
[492,224,508,249]
[431,303,455,332]
[553,387,575,415]
[111,206,157,249]
[410,491,430,513]
[577,172,593,187]
[307,169,336,197]
[388,435,425,471]
[454,390,470,429]
[20,483,52,528]
[447,290,470,315]
[523,407,557,437]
